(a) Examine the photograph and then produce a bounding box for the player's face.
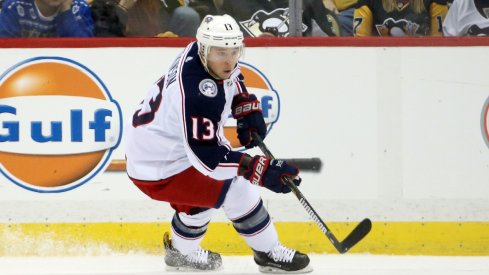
[207,47,241,79]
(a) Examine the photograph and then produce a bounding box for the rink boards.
[1,222,489,256]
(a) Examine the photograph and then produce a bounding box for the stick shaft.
[252,133,372,253]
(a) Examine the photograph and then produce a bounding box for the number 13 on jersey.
[191,117,215,141]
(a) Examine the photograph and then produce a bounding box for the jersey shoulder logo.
[199,79,218,98]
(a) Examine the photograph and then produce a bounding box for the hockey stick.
[252,132,372,253]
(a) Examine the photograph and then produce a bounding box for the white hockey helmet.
[196,14,244,70]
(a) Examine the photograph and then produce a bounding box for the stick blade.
[338,218,372,254]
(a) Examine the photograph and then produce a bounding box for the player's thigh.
[222,176,261,219]
[133,166,228,208]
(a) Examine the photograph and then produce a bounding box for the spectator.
[324,0,358,36]
[443,0,489,36]
[353,0,448,36]
[217,0,341,37]
[188,0,219,19]
[0,0,94,37]
[90,0,200,37]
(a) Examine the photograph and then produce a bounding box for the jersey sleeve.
[353,0,373,36]
[236,73,248,95]
[0,1,20,37]
[442,0,458,36]
[55,0,94,37]
[429,0,448,36]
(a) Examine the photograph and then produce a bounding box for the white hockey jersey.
[125,42,246,181]
[443,0,489,36]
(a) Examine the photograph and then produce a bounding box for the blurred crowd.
[0,0,487,38]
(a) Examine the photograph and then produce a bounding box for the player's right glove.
[238,154,301,194]
[231,93,266,149]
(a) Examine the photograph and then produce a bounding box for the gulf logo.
[482,96,489,149]
[0,57,122,193]
[224,62,280,148]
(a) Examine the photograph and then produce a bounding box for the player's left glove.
[238,154,301,194]
[232,93,266,149]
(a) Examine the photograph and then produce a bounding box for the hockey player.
[124,14,312,273]
[443,0,489,36]
[353,0,448,36]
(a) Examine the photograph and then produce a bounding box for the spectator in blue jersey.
[0,0,94,37]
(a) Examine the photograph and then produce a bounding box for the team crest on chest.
[199,79,218,97]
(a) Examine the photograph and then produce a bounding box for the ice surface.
[0,254,488,275]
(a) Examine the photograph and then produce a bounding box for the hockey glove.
[231,93,266,149]
[238,154,301,194]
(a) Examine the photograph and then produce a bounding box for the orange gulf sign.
[224,62,280,148]
[0,57,122,193]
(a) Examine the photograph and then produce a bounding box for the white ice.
[0,254,488,275]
